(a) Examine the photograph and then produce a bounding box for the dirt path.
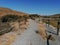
[11,19,46,45]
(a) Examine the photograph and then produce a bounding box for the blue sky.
[0,0,60,15]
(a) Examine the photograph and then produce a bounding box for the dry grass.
[38,21,47,40]
[49,20,57,27]
[0,32,17,45]
[43,19,60,28]
[38,21,55,41]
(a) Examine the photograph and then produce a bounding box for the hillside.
[0,7,28,17]
[49,14,60,18]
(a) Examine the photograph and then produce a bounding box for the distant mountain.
[0,7,28,17]
[49,14,60,18]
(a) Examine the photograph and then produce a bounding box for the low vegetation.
[0,14,29,35]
